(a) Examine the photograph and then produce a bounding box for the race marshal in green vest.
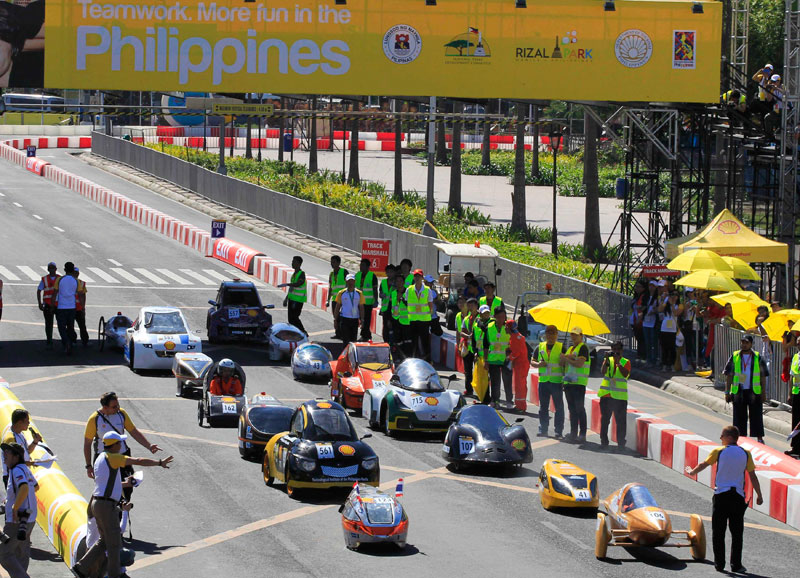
[282,256,307,335]
[598,341,630,449]
[355,258,379,342]
[724,334,768,444]
[327,255,349,339]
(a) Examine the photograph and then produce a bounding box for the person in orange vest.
[74,267,89,347]
[209,359,243,396]
[36,262,60,350]
[506,319,530,412]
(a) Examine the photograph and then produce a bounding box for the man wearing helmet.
[210,359,243,396]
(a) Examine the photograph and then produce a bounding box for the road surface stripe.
[32,214,42,220]
[16,266,41,281]
[87,267,119,283]
[108,259,123,266]
[53,226,65,232]
[156,268,192,285]
[134,268,168,285]
[80,241,92,248]
[180,269,216,285]
[111,268,144,284]
[12,202,22,208]
[9,366,121,388]
[203,269,234,282]
[224,268,267,287]
[0,266,20,281]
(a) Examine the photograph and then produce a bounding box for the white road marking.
[224,268,267,287]
[13,202,22,207]
[203,269,235,282]
[53,226,65,232]
[1,283,222,291]
[134,268,168,285]
[0,192,5,196]
[179,269,216,285]
[0,266,21,281]
[80,242,92,248]
[16,266,41,281]
[540,520,591,550]
[155,269,192,285]
[75,270,95,283]
[110,268,144,284]
[87,267,119,283]
[32,214,42,220]
[108,259,123,267]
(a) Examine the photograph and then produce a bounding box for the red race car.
[330,342,394,410]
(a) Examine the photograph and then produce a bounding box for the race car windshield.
[621,485,659,512]
[395,359,445,392]
[356,346,392,368]
[308,410,357,441]
[459,405,508,429]
[365,501,394,524]
[298,345,332,362]
[222,288,261,307]
[144,312,187,334]
[249,407,293,434]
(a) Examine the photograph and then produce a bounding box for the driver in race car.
[209,359,243,396]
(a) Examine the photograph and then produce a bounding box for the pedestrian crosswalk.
[0,264,268,289]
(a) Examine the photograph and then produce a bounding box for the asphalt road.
[0,153,798,578]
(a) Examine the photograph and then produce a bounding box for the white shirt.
[92,452,128,501]
[706,445,753,497]
[56,275,78,309]
[5,464,37,524]
[1,430,31,477]
[336,289,362,319]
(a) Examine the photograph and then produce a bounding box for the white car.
[124,307,202,371]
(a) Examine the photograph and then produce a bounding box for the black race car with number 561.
[262,400,380,498]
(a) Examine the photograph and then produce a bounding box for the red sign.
[25,157,50,175]
[212,238,264,275]
[361,239,390,273]
[642,265,680,278]
[739,437,800,478]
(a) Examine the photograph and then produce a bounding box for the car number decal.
[459,437,474,454]
[372,380,386,388]
[410,396,424,406]
[316,443,335,459]
[574,489,592,501]
[442,444,450,453]
[222,403,237,414]
[373,496,393,504]
[228,309,241,319]
[648,511,666,521]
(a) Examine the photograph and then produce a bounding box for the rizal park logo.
[516,30,593,62]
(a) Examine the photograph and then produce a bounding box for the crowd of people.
[35,261,89,355]
[723,62,785,142]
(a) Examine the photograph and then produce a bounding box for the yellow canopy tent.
[665,209,788,263]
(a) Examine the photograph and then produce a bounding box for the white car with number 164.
[124,307,202,371]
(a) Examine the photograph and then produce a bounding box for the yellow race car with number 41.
[539,459,599,510]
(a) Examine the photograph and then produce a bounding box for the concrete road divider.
[213,238,264,275]
[25,156,50,175]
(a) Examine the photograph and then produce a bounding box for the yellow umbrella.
[528,298,611,336]
[674,270,742,292]
[774,309,800,323]
[667,249,734,273]
[710,291,768,307]
[760,315,792,340]
[719,256,761,281]
[728,302,763,330]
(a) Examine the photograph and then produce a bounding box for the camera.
[16,511,29,541]
[0,530,9,544]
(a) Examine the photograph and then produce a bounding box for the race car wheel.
[98,317,106,351]
[262,454,274,486]
[128,343,136,372]
[197,401,204,427]
[381,404,394,438]
[595,513,610,559]
[285,467,301,500]
[176,379,186,398]
[689,514,706,560]
[335,387,345,409]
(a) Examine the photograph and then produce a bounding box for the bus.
[2,92,66,112]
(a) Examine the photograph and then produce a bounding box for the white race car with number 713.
[124,307,202,371]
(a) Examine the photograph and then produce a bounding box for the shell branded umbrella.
[725,302,763,330]
[774,309,800,323]
[710,291,769,308]
[719,257,761,281]
[760,315,793,340]
[674,270,742,292]
[528,298,611,336]
[666,249,734,273]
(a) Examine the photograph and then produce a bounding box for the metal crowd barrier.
[713,323,793,409]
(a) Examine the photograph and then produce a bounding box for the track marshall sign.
[361,239,390,273]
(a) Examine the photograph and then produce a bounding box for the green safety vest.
[404,273,414,288]
[287,270,307,303]
[329,269,347,297]
[391,288,409,326]
[405,286,431,322]
[537,342,564,384]
[479,295,503,315]
[791,353,800,395]
[598,357,629,401]
[730,351,762,395]
[355,271,376,306]
[565,344,590,387]
[456,311,475,354]
[486,323,510,365]
[379,278,391,313]
[474,321,488,359]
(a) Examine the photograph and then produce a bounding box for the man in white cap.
[0,442,37,577]
[752,63,774,102]
[333,274,363,346]
[72,432,173,578]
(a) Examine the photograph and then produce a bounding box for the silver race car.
[267,323,309,360]
[172,352,214,397]
[340,480,408,550]
[291,343,333,381]
[98,312,134,351]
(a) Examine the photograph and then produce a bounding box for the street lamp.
[550,129,563,255]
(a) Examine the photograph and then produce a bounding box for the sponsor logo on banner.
[444,27,491,63]
[673,30,696,69]
[515,30,593,62]
[716,219,741,235]
[615,29,653,68]
[383,25,422,64]
[212,238,264,274]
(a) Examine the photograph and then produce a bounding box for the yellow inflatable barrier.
[0,381,88,568]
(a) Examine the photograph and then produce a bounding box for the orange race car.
[330,342,394,410]
[595,483,706,561]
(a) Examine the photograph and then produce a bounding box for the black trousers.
[287,300,306,335]
[462,352,475,395]
[55,308,76,351]
[538,380,565,436]
[563,384,587,437]
[408,320,430,360]
[76,309,90,345]
[712,488,747,569]
[732,389,765,439]
[381,310,392,344]
[360,305,374,342]
[487,363,513,404]
[42,305,55,343]
[339,317,359,346]
[599,396,627,446]
[791,394,800,454]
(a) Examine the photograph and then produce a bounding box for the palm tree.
[309,96,318,173]
[245,94,252,160]
[436,100,448,165]
[278,97,285,163]
[583,110,603,259]
[511,104,527,234]
[348,100,360,186]
[481,99,492,168]
[531,104,540,179]
[449,104,463,215]
[394,107,403,202]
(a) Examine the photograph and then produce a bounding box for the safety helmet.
[219,359,235,369]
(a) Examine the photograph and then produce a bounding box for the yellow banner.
[44,0,722,102]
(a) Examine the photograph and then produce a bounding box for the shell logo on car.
[511,439,527,451]
[317,402,332,409]
[425,397,439,406]
[247,309,258,317]
[339,444,356,456]
[164,341,176,350]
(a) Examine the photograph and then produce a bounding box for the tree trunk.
[449,105,463,215]
[309,97,318,173]
[394,116,403,202]
[531,105,540,179]
[511,104,527,234]
[583,110,603,259]
[245,95,252,160]
[348,101,361,186]
[436,101,448,165]
[481,99,492,168]
[278,97,285,163]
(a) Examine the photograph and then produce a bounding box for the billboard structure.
[34,0,722,102]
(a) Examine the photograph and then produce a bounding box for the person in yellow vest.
[472,305,493,404]
[390,274,411,357]
[455,296,477,397]
[327,255,348,339]
[281,256,307,335]
[74,267,90,347]
[530,324,565,438]
[483,309,512,407]
[333,274,364,346]
[399,258,414,289]
[562,327,589,443]
[36,262,60,349]
[404,269,434,360]
[379,264,396,343]
[787,350,800,457]
[478,282,504,315]
[724,335,767,444]
[355,258,379,342]
[598,341,630,450]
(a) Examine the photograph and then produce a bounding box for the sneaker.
[71,566,88,578]
[554,433,563,440]
[757,438,764,444]
[537,431,548,438]
[577,434,587,444]
[714,564,725,573]
[563,433,576,443]
[730,564,746,574]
